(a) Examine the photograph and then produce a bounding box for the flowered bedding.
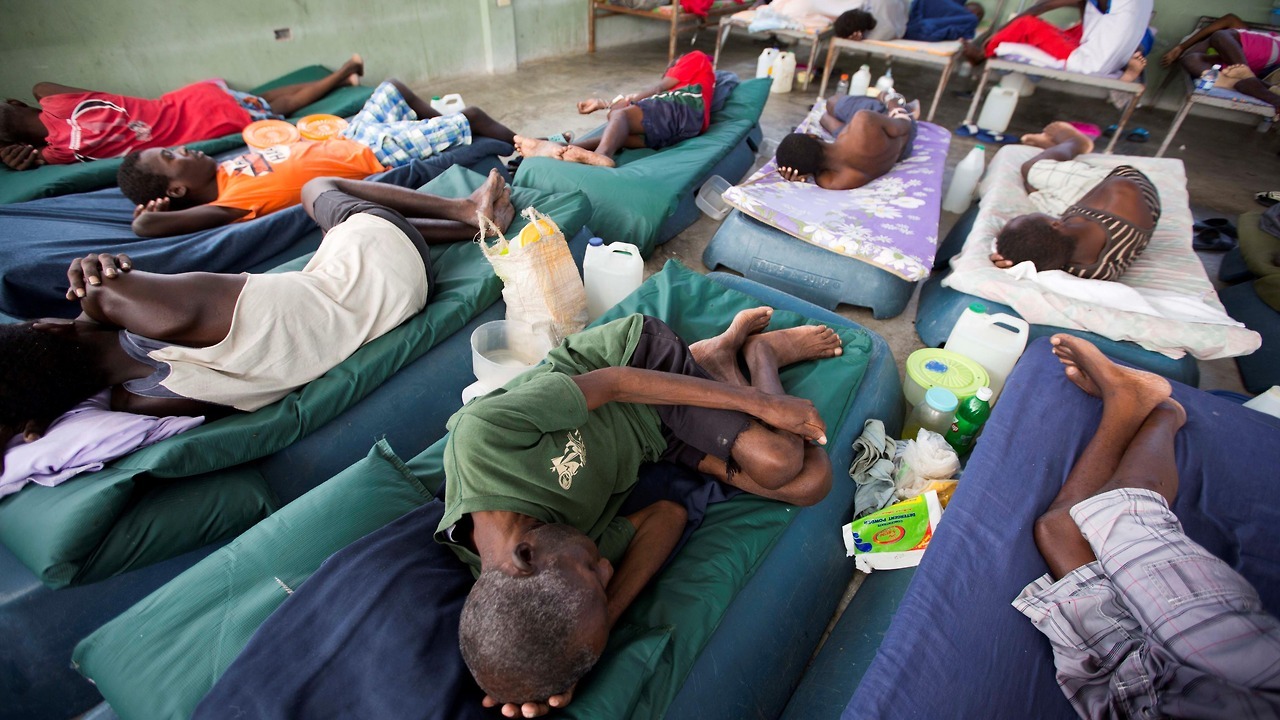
[722,100,949,281]
[943,145,1262,360]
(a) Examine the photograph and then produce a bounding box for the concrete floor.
[429,34,1273,393]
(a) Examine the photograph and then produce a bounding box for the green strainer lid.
[905,348,990,400]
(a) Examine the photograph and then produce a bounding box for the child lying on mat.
[1018,335,1280,718]
[774,89,920,190]
[511,51,715,168]
[0,173,514,449]
[442,309,840,717]
[118,80,519,237]
[0,56,364,171]
[990,121,1160,281]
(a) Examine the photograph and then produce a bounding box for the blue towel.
[904,0,979,42]
[0,138,511,319]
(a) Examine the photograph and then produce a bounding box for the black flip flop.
[1195,217,1238,239]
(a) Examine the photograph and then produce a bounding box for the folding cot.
[782,337,1280,719]
[712,10,832,91]
[72,264,906,720]
[0,167,597,720]
[0,65,376,205]
[819,37,965,123]
[588,0,744,64]
[704,99,950,318]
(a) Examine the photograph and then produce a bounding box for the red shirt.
[665,51,716,131]
[39,81,251,165]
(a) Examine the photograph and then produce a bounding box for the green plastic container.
[904,348,990,407]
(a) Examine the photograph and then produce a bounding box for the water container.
[757,48,781,79]
[695,174,732,221]
[1196,64,1221,93]
[943,302,1029,402]
[874,68,894,95]
[942,144,986,214]
[584,237,644,320]
[470,320,554,392]
[430,93,466,115]
[850,64,872,96]
[902,387,959,441]
[1244,386,1280,419]
[836,74,851,96]
[976,86,1018,133]
[999,71,1035,97]
[770,51,797,94]
[903,348,989,408]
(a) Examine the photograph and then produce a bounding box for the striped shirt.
[1062,165,1160,281]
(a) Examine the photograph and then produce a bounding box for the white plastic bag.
[893,429,960,501]
[477,207,588,344]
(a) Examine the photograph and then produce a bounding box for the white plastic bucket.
[470,320,553,391]
[694,174,732,221]
[943,303,1029,402]
[583,238,644,321]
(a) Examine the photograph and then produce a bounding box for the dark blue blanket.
[195,462,731,720]
[846,338,1280,719]
[904,0,979,41]
[0,138,511,319]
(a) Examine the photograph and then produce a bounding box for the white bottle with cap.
[874,67,894,96]
[849,64,872,96]
[942,144,986,214]
[583,237,644,321]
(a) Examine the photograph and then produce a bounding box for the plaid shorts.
[340,81,471,167]
[1014,489,1280,719]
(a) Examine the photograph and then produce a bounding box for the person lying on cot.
[990,121,1160,281]
[0,56,364,171]
[758,1,891,41]
[773,89,921,190]
[904,0,984,43]
[118,79,519,237]
[1016,334,1280,718]
[958,0,1152,78]
[440,308,842,717]
[510,51,716,168]
[1161,13,1280,119]
[0,172,514,451]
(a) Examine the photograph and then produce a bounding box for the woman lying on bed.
[0,173,513,454]
[988,121,1161,282]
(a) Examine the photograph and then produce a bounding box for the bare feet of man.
[744,324,844,370]
[1049,334,1170,417]
[1020,121,1094,154]
[690,307,773,386]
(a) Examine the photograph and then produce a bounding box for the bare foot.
[491,182,515,232]
[343,54,364,85]
[1021,121,1093,154]
[1050,334,1170,416]
[467,168,508,228]
[562,145,616,168]
[1119,51,1146,84]
[690,307,773,386]
[744,324,844,369]
[960,38,986,66]
[513,135,567,159]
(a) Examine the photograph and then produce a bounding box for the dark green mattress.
[0,65,376,205]
[0,166,594,588]
[75,262,880,720]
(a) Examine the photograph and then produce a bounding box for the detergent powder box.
[842,491,943,572]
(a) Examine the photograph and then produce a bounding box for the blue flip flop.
[975,129,1019,145]
[955,123,980,137]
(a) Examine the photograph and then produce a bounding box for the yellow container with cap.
[903,348,989,407]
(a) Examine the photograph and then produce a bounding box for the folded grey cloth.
[1261,203,1280,239]
[849,418,898,518]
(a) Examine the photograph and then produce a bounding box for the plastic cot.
[0,168,596,720]
[514,77,770,258]
[589,0,744,64]
[713,11,832,91]
[71,263,905,720]
[0,65,376,205]
[1216,212,1280,393]
[1153,16,1280,158]
[819,37,964,123]
[781,337,1280,720]
[705,101,950,319]
[963,58,1143,154]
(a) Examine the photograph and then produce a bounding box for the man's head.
[996,213,1075,271]
[118,146,217,207]
[833,9,878,39]
[964,2,985,22]
[459,523,613,704]
[775,133,827,181]
[0,322,109,437]
[0,99,44,145]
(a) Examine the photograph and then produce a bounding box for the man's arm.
[131,198,247,237]
[605,501,688,628]
[1160,14,1248,66]
[570,366,827,444]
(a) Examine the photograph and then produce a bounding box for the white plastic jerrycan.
[583,237,644,321]
[849,64,872,96]
[757,48,780,79]
[976,85,1018,133]
[943,302,1029,403]
[430,93,466,115]
[769,51,797,94]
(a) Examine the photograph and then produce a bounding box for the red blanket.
[681,0,743,19]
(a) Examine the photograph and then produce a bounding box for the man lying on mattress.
[1018,334,1280,718]
[0,55,363,171]
[0,173,514,454]
[959,0,1152,78]
[989,121,1160,281]
[117,79,519,237]
[440,308,841,717]
[774,89,921,190]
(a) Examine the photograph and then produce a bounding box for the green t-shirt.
[436,315,669,573]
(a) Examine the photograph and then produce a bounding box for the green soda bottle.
[944,386,993,455]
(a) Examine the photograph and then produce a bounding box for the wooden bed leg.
[963,64,990,125]
[929,57,956,123]
[588,0,597,54]
[818,38,840,100]
[1105,92,1139,154]
[669,1,679,64]
[1156,96,1195,158]
[713,18,733,71]
[803,33,821,91]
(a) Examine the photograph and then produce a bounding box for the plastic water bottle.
[583,237,644,321]
[944,387,993,455]
[902,387,959,441]
[1196,64,1221,93]
[874,68,895,95]
[757,48,780,79]
[943,302,1029,402]
[850,65,872,97]
[942,144,986,214]
[836,73,851,96]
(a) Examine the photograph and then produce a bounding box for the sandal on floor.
[1126,127,1149,142]
[1196,217,1238,238]
[1256,191,1280,207]
[975,129,1019,144]
[955,123,980,137]
[1193,228,1237,252]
